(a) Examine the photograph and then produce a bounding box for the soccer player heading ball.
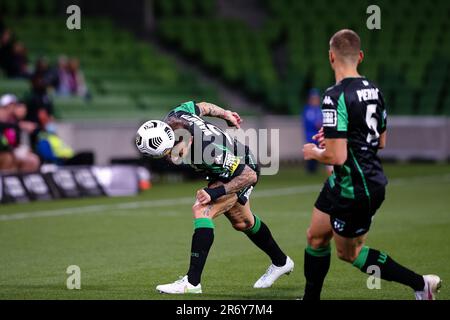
[302,29,441,300]
[136,101,294,294]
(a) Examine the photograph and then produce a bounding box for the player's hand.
[196,189,212,205]
[312,127,325,149]
[303,143,319,160]
[224,110,242,129]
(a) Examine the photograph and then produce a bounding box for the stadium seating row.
[1,16,222,120]
[157,0,450,115]
[2,0,449,116]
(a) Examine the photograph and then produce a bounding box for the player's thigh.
[333,232,367,263]
[192,192,238,219]
[224,200,255,231]
[307,207,334,248]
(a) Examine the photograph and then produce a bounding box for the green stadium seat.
[5,14,221,120]
[0,79,30,97]
[55,95,141,120]
[6,0,447,115]
[40,0,57,16]
[392,89,414,115]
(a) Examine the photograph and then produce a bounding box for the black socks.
[245,215,287,267]
[303,245,331,300]
[186,218,214,286]
[353,246,425,291]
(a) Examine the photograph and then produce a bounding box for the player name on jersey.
[356,88,379,102]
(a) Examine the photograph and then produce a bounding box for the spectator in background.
[302,88,323,174]
[56,56,89,98]
[25,58,56,148]
[68,57,88,98]
[0,28,29,79]
[9,41,30,78]
[56,55,72,96]
[0,94,40,172]
[35,130,95,166]
[0,28,15,76]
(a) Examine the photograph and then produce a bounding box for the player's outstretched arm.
[222,165,257,194]
[196,165,257,205]
[196,102,242,128]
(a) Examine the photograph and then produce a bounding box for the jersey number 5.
[365,104,380,144]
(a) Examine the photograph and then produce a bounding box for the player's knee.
[306,228,329,248]
[232,220,252,232]
[336,248,358,263]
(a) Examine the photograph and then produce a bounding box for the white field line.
[0,174,449,222]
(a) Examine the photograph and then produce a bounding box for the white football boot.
[156,275,202,294]
[253,256,294,288]
[415,275,441,300]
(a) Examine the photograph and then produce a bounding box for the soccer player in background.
[302,29,441,300]
[137,101,294,294]
[302,88,322,174]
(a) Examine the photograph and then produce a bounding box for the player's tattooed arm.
[196,102,242,128]
[199,166,256,204]
[223,165,257,194]
[197,102,226,117]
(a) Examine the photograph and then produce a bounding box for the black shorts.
[314,181,385,238]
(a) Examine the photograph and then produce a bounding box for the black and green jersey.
[322,77,388,200]
[164,101,258,182]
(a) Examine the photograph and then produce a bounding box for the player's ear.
[358,50,364,64]
[329,50,335,66]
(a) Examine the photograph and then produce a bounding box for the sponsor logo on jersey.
[223,152,240,175]
[356,88,379,102]
[323,96,334,106]
[322,109,337,127]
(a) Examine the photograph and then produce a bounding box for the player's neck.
[334,65,361,84]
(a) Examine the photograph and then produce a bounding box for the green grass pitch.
[0,164,449,300]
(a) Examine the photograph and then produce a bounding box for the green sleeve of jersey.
[173,101,200,115]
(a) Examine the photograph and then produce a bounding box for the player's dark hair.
[329,29,361,63]
[165,116,189,131]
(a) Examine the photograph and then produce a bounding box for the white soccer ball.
[136,120,175,158]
